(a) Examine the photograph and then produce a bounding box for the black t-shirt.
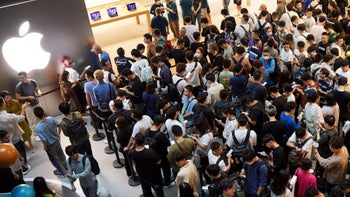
[128,148,162,184]
[129,76,143,104]
[180,36,190,49]
[209,173,228,197]
[220,16,237,31]
[193,104,216,128]
[116,126,133,148]
[107,110,133,131]
[272,95,287,120]
[248,101,267,137]
[261,120,286,146]
[170,48,186,64]
[145,129,171,158]
[190,42,205,54]
[208,53,223,72]
[333,90,350,122]
[271,145,286,172]
[318,41,330,56]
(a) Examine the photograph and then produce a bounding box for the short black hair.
[324,115,335,126]
[132,109,143,120]
[295,127,306,138]
[65,145,78,156]
[262,134,275,144]
[136,43,145,50]
[218,178,234,192]
[206,164,220,176]
[134,133,145,146]
[242,148,256,162]
[237,114,248,126]
[166,106,177,119]
[284,101,296,112]
[174,151,186,162]
[58,101,71,115]
[329,136,343,149]
[221,8,229,15]
[205,73,215,82]
[172,125,183,137]
[117,47,125,56]
[113,99,124,110]
[143,33,153,40]
[153,115,165,126]
[301,158,312,171]
[131,49,141,58]
[305,187,320,197]
[33,106,45,118]
[210,141,222,151]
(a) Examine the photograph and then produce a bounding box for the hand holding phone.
[226,149,233,157]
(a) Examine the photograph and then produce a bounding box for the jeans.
[14,140,27,164]
[82,180,98,197]
[192,14,201,31]
[76,140,93,156]
[46,140,67,174]
[160,156,171,185]
[223,0,230,14]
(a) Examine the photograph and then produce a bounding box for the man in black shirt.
[333,77,350,124]
[206,164,228,197]
[220,9,236,31]
[208,43,223,72]
[144,115,172,187]
[261,105,286,147]
[262,134,286,175]
[268,86,287,120]
[120,69,144,110]
[129,133,164,197]
[170,39,187,64]
[107,99,133,131]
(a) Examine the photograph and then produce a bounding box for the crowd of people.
[4,0,350,196]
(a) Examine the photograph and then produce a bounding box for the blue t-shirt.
[93,82,116,104]
[166,1,179,21]
[179,0,193,18]
[230,74,247,98]
[244,159,268,195]
[84,81,98,107]
[35,117,60,145]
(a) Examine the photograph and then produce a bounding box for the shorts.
[234,0,242,5]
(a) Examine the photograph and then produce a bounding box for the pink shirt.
[295,168,317,197]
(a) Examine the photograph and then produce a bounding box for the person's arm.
[314,148,338,169]
[20,102,29,116]
[85,93,92,110]
[257,164,268,196]
[73,157,91,179]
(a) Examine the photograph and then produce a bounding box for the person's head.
[265,105,277,117]
[91,44,103,54]
[305,187,324,197]
[115,116,129,130]
[183,85,194,97]
[33,176,54,195]
[60,70,69,81]
[117,47,125,57]
[237,114,248,127]
[174,151,187,167]
[301,158,312,171]
[121,69,134,80]
[271,170,290,196]
[172,125,183,137]
[242,149,257,163]
[219,178,236,197]
[137,43,145,53]
[208,43,218,54]
[85,70,94,81]
[134,132,146,146]
[153,28,161,38]
[33,106,45,119]
[197,92,208,104]
[94,70,104,82]
[263,134,276,148]
[223,59,231,70]
[210,141,223,156]
[324,93,336,107]
[285,101,296,113]
[184,16,192,24]
[319,67,329,79]
[295,127,307,138]
[166,106,178,120]
[116,89,127,99]
[233,63,243,74]
[65,145,79,160]
[60,55,73,67]
[176,38,185,48]
[252,70,263,81]
[301,72,313,86]
[0,130,10,143]
[176,63,187,76]
[324,115,335,127]
[18,71,28,83]
[179,182,195,197]
[252,60,263,70]
[329,136,343,150]
[268,85,280,98]
[206,164,221,177]
[307,92,320,103]
[339,179,350,194]
[145,81,156,94]
[217,38,228,49]
[338,77,348,86]
[242,95,255,107]
[58,101,71,115]
[132,109,143,121]
[143,33,153,43]
[221,8,229,16]
[153,115,165,127]
[219,89,228,101]
[185,51,194,62]
[193,32,201,41]
[0,90,12,104]
[131,48,141,59]
[101,59,111,70]
[321,32,329,44]
[151,56,164,68]
[297,23,306,32]
[341,59,350,72]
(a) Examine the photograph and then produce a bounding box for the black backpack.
[167,78,184,103]
[231,128,251,158]
[145,130,162,149]
[69,155,100,175]
[63,113,88,141]
[257,20,268,38]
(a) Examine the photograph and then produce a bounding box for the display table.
[87,1,151,33]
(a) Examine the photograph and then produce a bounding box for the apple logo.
[2,21,51,73]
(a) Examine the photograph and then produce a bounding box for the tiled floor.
[23,0,277,196]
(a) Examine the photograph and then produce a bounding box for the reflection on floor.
[24,0,276,196]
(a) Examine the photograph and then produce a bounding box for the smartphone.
[226,149,233,157]
[313,141,319,148]
[85,65,91,69]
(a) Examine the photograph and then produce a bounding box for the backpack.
[62,113,88,141]
[145,129,162,149]
[167,78,184,103]
[206,34,219,44]
[257,20,268,38]
[139,62,153,83]
[69,155,100,175]
[288,136,313,167]
[224,31,235,48]
[231,128,251,158]
[165,40,173,52]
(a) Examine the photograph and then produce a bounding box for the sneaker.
[53,170,64,176]
[164,182,175,189]
[35,136,41,142]
[22,165,31,175]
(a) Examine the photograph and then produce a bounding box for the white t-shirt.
[172,74,187,95]
[208,149,227,172]
[185,24,199,43]
[288,132,313,159]
[226,128,257,149]
[65,67,79,83]
[207,82,224,110]
[304,102,324,131]
[132,115,153,137]
[185,61,202,87]
[222,118,239,140]
[310,25,326,43]
[165,119,185,137]
[103,70,116,84]
[197,132,213,156]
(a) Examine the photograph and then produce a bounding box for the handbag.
[288,137,312,166]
